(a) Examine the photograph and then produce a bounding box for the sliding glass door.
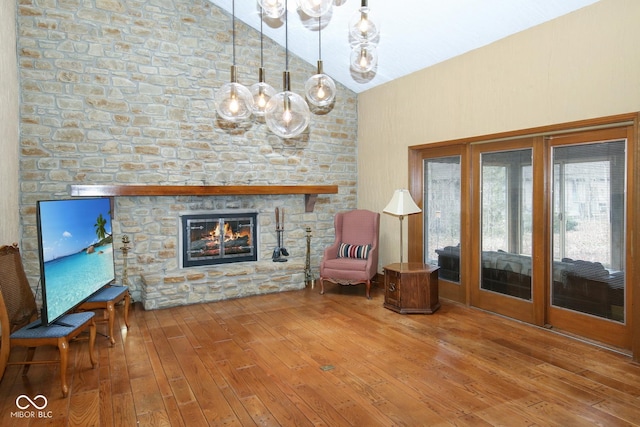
[470,139,539,324]
[410,114,637,352]
[551,140,626,322]
[547,128,629,348]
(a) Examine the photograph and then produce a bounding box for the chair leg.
[106,301,116,345]
[319,278,325,295]
[366,279,371,300]
[57,339,69,397]
[88,318,97,367]
[21,347,36,376]
[123,291,131,329]
[0,334,8,381]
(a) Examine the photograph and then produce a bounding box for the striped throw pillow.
[337,243,371,259]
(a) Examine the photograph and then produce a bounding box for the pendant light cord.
[259,7,264,67]
[231,0,236,66]
[285,0,289,71]
[318,15,322,61]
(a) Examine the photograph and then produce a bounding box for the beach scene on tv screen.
[39,198,115,321]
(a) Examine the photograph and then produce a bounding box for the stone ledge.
[140,260,306,310]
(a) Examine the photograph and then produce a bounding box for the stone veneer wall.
[16,0,358,309]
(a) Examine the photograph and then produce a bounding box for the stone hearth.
[141,260,305,310]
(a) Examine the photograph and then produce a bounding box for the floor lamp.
[383,189,421,265]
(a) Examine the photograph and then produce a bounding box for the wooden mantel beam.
[69,184,338,212]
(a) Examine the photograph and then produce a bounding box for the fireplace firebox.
[180,211,258,267]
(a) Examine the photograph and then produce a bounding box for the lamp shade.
[383,189,421,216]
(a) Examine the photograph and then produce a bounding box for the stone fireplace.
[179,210,258,268]
[136,195,319,311]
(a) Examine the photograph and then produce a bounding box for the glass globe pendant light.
[259,0,286,19]
[348,0,379,43]
[266,74,311,138]
[214,0,253,122]
[215,66,253,122]
[305,16,336,107]
[350,42,378,73]
[250,8,276,117]
[265,0,311,139]
[298,0,333,18]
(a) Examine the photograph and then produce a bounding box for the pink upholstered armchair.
[320,209,380,299]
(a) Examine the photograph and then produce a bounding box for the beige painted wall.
[358,0,640,271]
[0,0,19,245]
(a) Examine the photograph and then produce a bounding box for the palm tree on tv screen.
[95,214,107,242]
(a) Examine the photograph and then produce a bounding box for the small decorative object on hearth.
[305,226,315,287]
[121,234,131,286]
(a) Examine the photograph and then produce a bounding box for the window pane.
[551,140,626,322]
[424,156,461,282]
[480,149,533,300]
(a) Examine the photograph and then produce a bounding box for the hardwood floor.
[1,284,640,426]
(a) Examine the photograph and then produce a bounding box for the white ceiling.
[208,0,600,94]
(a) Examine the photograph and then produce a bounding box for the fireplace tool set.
[272,207,289,262]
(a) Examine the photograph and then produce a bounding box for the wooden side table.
[383,263,440,314]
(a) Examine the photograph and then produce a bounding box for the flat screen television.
[36,197,116,326]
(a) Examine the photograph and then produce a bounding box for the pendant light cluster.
[215,0,377,138]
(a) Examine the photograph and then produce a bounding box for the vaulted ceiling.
[208,0,600,94]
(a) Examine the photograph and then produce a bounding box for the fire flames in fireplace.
[193,221,251,256]
[180,212,258,267]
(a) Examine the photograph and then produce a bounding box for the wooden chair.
[78,285,130,345]
[0,244,97,397]
[320,209,380,299]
